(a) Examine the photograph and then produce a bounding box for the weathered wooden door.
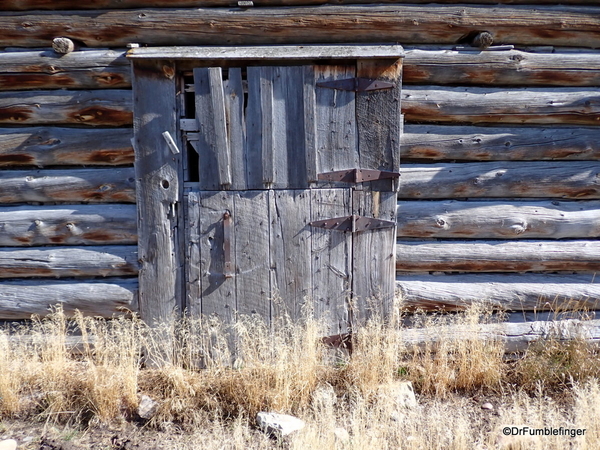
[130,46,403,335]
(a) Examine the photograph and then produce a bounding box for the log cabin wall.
[0,0,599,320]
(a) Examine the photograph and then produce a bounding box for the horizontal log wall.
[0,46,136,318]
[2,3,600,319]
[1,0,596,9]
[1,6,599,48]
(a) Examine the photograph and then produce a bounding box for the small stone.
[312,384,336,411]
[481,402,494,411]
[333,427,350,443]
[256,412,305,438]
[137,394,159,420]
[378,381,418,409]
[0,439,17,450]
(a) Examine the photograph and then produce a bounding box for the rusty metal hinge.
[310,215,395,233]
[318,168,400,183]
[317,78,394,92]
[223,211,234,278]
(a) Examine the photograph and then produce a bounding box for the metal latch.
[317,78,394,92]
[318,168,400,183]
[223,211,234,278]
[310,215,395,233]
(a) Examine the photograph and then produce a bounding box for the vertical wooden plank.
[234,191,271,320]
[224,67,246,191]
[356,58,402,174]
[272,66,308,189]
[194,67,231,189]
[185,190,202,316]
[269,190,312,323]
[303,65,318,184]
[132,60,182,328]
[352,190,397,325]
[197,191,236,322]
[311,188,352,336]
[315,65,358,175]
[246,66,273,189]
[352,58,402,324]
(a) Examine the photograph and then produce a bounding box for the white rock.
[312,384,337,411]
[379,381,418,409]
[0,439,17,450]
[333,427,350,442]
[137,394,159,419]
[256,412,305,437]
[481,402,494,411]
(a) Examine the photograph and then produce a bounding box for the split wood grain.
[399,319,600,354]
[0,48,130,90]
[133,60,183,326]
[396,200,600,239]
[0,89,132,126]
[0,127,133,167]
[396,273,600,312]
[0,277,138,319]
[0,167,135,203]
[2,0,596,9]
[401,125,600,161]
[2,6,599,48]
[399,161,600,199]
[0,245,138,278]
[403,49,600,87]
[0,204,137,246]
[402,86,600,125]
[396,240,600,273]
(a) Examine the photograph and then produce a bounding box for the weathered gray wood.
[0,204,136,246]
[399,161,600,199]
[193,67,231,189]
[314,65,358,176]
[3,6,599,48]
[2,0,596,9]
[403,49,600,87]
[224,68,246,191]
[352,190,398,324]
[397,200,600,239]
[311,189,352,335]
[399,319,600,354]
[245,66,271,189]
[185,191,201,316]
[234,191,271,319]
[133,60,182,325]
[0,278,137,319]
[357,59,402,176]
[269,190,312,322]
[396,273,600,312]
[193,191,236,320]
[402,86,600,125]
[0,127,133,167]
[396,240,600,273]
[0,49,130,90]
[0,168,135,203]
[0,89,132,126]
[260,67,275,185]
[272,66,307,188]
[401,125,600,161]
[0,245,138,278]
[129,44,405,61]
[303,65,318,184]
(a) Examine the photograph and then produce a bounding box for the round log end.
[52,37,75,54]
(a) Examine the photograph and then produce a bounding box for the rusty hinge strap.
[317,78,394,92]
[223,210,233,278]
[310,215,395,233]
[318,168,400,183]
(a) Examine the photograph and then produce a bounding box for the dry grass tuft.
[0,304,599,448]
